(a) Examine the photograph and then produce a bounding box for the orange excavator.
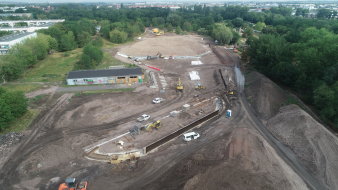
[58,178,88,190]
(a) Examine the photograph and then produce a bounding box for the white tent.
[189,71,200,80]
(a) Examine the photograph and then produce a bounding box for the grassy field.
[96,39,128,69]
[1,83,43,93]
[19,49,81,83]
[0,109,40,134]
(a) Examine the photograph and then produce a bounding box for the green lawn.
[19,49,81,83]
[0,109,40,134]
[96,39,128,69]
[1,83,43,93]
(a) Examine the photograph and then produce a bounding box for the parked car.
[183,132,200,141]
[137,114,151,122]
[152,97,163,104]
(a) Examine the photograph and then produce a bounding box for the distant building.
[66,67,144,85]
[0,32,37,55]
[0,19,64,32]
[0,13,32,18]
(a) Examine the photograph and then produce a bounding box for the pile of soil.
[143,128,307,190]
[245,71,288,120]
[267,104,338,189]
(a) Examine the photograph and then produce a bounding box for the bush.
[0,87,27,131]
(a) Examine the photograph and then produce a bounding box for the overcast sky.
[4,0,328,3]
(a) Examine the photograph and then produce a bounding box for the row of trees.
[247,27,338,128]
[0,34,57,82]
[0,87,27,131]
[39,19,96,51]
[75,37,103,70]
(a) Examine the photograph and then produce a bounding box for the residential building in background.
[0,32,36,54]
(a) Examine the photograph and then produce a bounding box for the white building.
[0,32,37,55]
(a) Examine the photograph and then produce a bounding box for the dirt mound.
[245,71,288,120]
[267,104,338,189]
[144,128,307,190]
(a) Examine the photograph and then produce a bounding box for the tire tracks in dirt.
[0,93,73,188]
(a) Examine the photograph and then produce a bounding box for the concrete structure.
[66,68,144,85]
[0,13,32,18]
[0,19,65,27]
[0,23,56,32]
[0,32,37,54]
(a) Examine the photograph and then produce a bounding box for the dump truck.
[176,78,183,91]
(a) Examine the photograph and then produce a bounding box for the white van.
[183,132,200,142]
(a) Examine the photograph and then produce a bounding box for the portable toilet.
[226,110,232,118]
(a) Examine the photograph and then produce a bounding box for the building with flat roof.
[0,32,37,55]
[66,67,144,85]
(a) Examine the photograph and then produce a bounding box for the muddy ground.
[0,33,337,190]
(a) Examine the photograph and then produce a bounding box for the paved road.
[56,84,138,92]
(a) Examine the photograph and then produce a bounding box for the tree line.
[246,23,338,129]
[0,87,27,131]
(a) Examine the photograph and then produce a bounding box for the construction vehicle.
[152,28,164,36]
[195,81,205,90]
[176,78,184,92]
[110,152,141,164]
[228,90,236,95]
[142,120,161,131]
[152,28,159,33]
[58,178,88,190]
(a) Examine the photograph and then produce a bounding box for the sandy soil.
[245,70,338,189]
[245,71,288,120]
[141,126,308,190]
[119,35,209,56]
[267,105,338,190]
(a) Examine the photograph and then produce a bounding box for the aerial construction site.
[2,30,338,190]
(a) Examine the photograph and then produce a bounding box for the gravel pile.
[0,132,23,151]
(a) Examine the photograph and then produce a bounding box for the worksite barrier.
[146,65,161,71]
[219,69,227,89]
[144,110,219,153]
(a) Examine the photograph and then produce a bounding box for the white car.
[137,114,151,122]
[183,132,200,142]
[152,97,163,104]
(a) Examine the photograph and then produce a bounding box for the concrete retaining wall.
[144,110,219,153]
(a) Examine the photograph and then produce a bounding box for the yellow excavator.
[195,81,205,90]
[176,78,184,91]
[152,28,164,36]
[143,120,161,131]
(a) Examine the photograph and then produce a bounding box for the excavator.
[142,120,161,131]
[152,28,164,36]
[176,78,183,92]
[195,81,205,90]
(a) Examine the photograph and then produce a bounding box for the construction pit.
[3,32,338,190]
[85,96,221,163]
